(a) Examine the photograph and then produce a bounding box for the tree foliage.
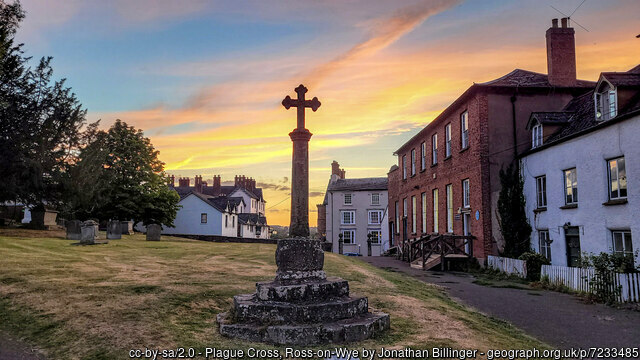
[0,0,87,207]
[64,120,180,227]
[497,163,532,258]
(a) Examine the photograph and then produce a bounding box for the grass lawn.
[0,229,548,359]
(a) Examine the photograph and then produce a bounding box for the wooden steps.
[410,255,441,270]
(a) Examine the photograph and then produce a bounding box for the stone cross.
[282,84,321,238]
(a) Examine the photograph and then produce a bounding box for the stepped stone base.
[218,239,390,345]
[218,311,389,345]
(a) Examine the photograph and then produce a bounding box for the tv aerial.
[550,0,590,32]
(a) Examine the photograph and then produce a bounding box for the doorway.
[564,226,581,267]
[463,213,471,254]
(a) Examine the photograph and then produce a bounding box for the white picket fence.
[487,255,527,278]
[541,264,640,303]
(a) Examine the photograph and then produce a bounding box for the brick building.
[388,19,594,262]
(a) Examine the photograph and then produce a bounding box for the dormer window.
[595,82,617,121]
[531,120,543,148]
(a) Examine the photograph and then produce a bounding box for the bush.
[518,252,550,281]
[579,251,638,304]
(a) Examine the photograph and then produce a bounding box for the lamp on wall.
[562,222,571,230]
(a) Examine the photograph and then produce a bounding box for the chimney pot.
[561,17,568,28]
[552,18,558,28]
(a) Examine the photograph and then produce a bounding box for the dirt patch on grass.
[0,228,65,239]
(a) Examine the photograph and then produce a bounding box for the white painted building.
[521,66,640,266]
[322,162,389,256]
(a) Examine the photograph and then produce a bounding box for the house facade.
[321,161,389,256]
[521,66,640,266]
[387,19,594,262]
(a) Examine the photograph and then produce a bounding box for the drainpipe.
[511,94,519,171]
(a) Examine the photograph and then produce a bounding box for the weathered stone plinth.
[218,239,390,345]
[106,220,122,239]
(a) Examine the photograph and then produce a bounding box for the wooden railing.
[399,234,474,270]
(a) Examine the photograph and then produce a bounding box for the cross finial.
[282,84,321,130]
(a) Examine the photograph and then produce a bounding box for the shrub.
[579,251,638,304]
[518,252,550,281]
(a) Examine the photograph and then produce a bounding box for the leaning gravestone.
[106,220,122,239]
[120,221,133,235]
[146,224,161,241]
[66,220,82,240]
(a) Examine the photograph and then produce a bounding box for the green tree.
[497,163,532,258]
[66,120,180,227]
[0,0,87,207]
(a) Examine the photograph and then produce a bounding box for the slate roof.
[544,91,597,143]
[601,72,640,87]
[188,192,244,213]
[238,213,268,226]
[327,177,388,192]
[528,112,574,128]
[172,185,264,202]
[477,69,595,88]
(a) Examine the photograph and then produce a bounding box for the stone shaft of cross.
[282,84,321,237]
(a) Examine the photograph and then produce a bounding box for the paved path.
[362,256,640,350]
[0,331,45,360]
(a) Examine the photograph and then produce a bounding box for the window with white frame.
[595,83,617,121]
[462,179,470,208]
[411,149,416,176]
[402,155,407,179]
[411,196,417,233]
[446,184,453,233]
[368,230,382,244]
[403,198,407,218]
[612,230,633,257]
[232,215,235,227]
[344,193,352,205]
[536,175,547,208]
[461,111,469,149]
[395,201,399,234]
[563,168,578,205]
[421,142,426,170]
[432,134,438,165]
[341,229,355,244]
[371,193,380,205]
[368,210,383,225]
[421,192,427,233]
[341,210,355,225]
[445,123,452,157]
[432,189,439,233]
[225,215,228,227]
[201,213,207,224]
[538,230,551,261]
[608,157,627,200]
[532,121,543,148]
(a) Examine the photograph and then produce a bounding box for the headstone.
[120,220,133,235]
[146,224,161,241]
[106,220,122,239]
[66,220,82,240]
[30,209,58,229]
[80,220,99,245]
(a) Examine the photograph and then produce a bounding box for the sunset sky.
[15,0,640,226]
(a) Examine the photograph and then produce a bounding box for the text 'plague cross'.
[282,84,321,130]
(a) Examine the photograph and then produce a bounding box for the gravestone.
[146,224,161,241]
[106,220,122,239]
[120,221,133,235]
[66,220,82,240]
[218,85,389,345]
[80,220,99,245]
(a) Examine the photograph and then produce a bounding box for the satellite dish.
[550,0,590,32]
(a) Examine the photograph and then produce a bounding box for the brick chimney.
[178,177,190,187]
[331,161,346,179]
[213,175,221,191]
[546,18,577,87]
[169,175,175,187]
[194,175,203,193]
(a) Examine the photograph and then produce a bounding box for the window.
[368,230,382,244]
[200,213,207,224]
[395,201,399,234]
[371,193,380,205]
[461,111,469,149]
[538,230,551,261]
[403,198,407,218]
[341,229,355,244]
[445,123,452,157]
[532,121,543,148]
[432,189,439,233]
[344,193,352,205]
[421,142,426,170]
[432,134,438,165]
[608,157,627,200]
[446,184,453,232]
[612,231,633,257]
[411,196,417,233]
[225,215,228,227]
[563,168,578,205]
[421,192,427,233]
[462,179,470,208]
[368,210,383,225]
[411,149,416,176]
[232,215,235,227]
[595,86,617,121]
[341,210,355,225]
[536,175,547,208]
[402,155,407,179]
